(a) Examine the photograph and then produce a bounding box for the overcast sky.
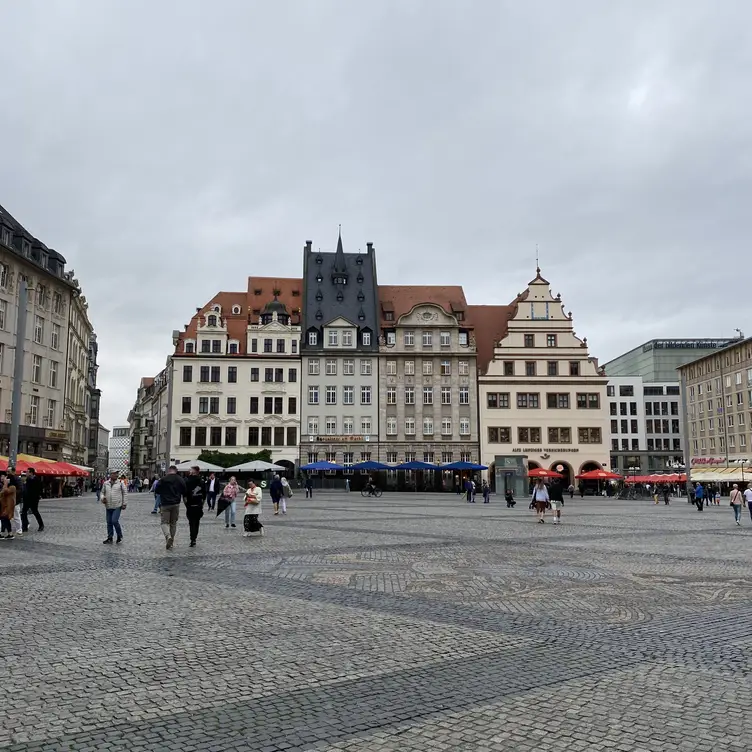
[2,0,750,430]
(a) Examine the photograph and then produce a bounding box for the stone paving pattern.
[1,491,751,751]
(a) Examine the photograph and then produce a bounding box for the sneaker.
[260,527,265,536]
[736,520,741,526]
[38,526,44,532]
[116,537,123,544]
[231,523,236,528]
[103,537,113,544]
[5,534,13,540]
[225,524,229,529]
[274,511,279,516]
[189,540,196,547]
[151,510,158,515]
[166,537,173,550]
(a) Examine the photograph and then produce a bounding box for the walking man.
[184,466,206,547]
[101,470,127,544]
[156,466,186,550]
[206,473,218,511]
[744,482,752,522]
[270,474,284,515]
[21,467,44,533]
[694,482,705,512]
[305,475,313,499]
[549,479,564,524]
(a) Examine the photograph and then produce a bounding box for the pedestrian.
[280,476,292,514]
[305,475,313,499]
[221,476,239,528]
[465,478,474,503]
[184,466,206,547]
[100,469,127,544]
[663,485,670,505]
[505,488,516,508]
[729,483,743,526]
[345,477,350,492]
[532,479,550,523]
[568,484,575,499]
[0,473,17,540]
[549,479,564,524]
[270,474,284,515]
[744,482,752,522]
[471,478,477,502]
[150,477,161,514]
[206,473,218,511]
[156,465,187,550]
[21,467,44,532]
[715,489,721,506]
[482,480,490,503]
[693,482,704,512]
[243,479,264,537]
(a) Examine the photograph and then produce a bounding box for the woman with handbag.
[221,476,239,529]
[730,484,744,526]
[243,480,264,537]
[531,479,550,524]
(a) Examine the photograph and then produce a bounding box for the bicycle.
[361,485,383,498]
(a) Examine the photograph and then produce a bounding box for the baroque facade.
[377,286,479,478]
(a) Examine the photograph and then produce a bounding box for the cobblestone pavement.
[1,491,751,751]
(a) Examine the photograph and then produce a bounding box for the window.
[308,386,319,404]
[459,418,470,435]
[578,428,602,444]
[308,359,320,376]
[361,417,372,435]
[209,397,220,414]
[440,360,451,376]
[264,397,273,414]
[199,397,209,414]
[361,386,372,405]
[423,418,434,435]
[264,368,274,383]
[487,427,511,443]
[405,418,416,435]
[227,397,236,415]
[46,399,56,427]
[343,417,354,435]
[503,361,514,376]
[182,397,192,414]
[459,386,469,404]
[201,340,211,353]
[439,417,452,436]
[48,360,58,388]
[569,361,580,376]
[548,427,572,444]
[212,340,222,354]
[251,338,258,353]
[328,330,339,347]
[342,330,353,347]
[607,385,615,397]
[422,331,433,347]
[518,427,541,443]
[547,393,570,409]
[0,300,5,330]
[612,419,619,433]
[199,366,209,383]
[458,360,469,376]
[404,331,414,347]
[343,385,354,405]
[630,402,638,416]
[630,419,638,434]
[440,331,451,347]
[405,360,415,375]
[325,359,337,375]
[179,427,192,446]
[274,368,284,383]
[34,315,44,344]
[361,359,372,376]
[387,386,397,404]
[423,387,434,405]
[326,386,337,405]
[32,355,42,383]
[228,366,237,383]
[524,334,535,348]
[362,332,372,346]
[621,419,628,433]
[441,387,452,405]
[307,417,319,435]
[292,340,298,354]
[544,361,557,377]
[422,361,433,375]
[547,334,557,347]
[51,323,60,350]
[343,359,355,375]
[207,427,222,447]
[576,393,600,409]
[287,427,297,446]
[458,332,468,346]
[388,333,397,347]
[225,427,237,447]
[288,368,297,382]
[619,385,634,397]
[250,368,259,382]
[387,360,397,375]
[263,339,273,353]
[517,393,539,408]
[325,417,337,435]
[405,387,415,405]
[211,366,221,383]
[387,417,397,435]
[229,342,238,354]
[276,339,285,354]
[308,331,318,346]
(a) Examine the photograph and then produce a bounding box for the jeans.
[106,507,123,539]
[748,502,752,522]
[732,503,742,523]
[207,491,217,510]
[224,501,236,525]
[152,494,161,513]
[160,504,180,541]
[22,499,44,531]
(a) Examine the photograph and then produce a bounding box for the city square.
[1,491,751,751]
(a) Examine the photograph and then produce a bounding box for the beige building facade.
[474,269,609,494]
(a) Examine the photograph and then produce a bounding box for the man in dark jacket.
[156,466,186,550]
[269,474,284,515]
[549,480,564,525]
[184,466,206,547]
[21,467,44,532]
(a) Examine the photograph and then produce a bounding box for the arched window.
[185,341,194,353]
[207,315,217,327]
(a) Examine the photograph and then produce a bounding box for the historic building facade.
[169,277,302,470]
[473,269,609,495]
[300,235,379,470]
[377,285,479,480]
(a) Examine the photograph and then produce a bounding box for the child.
[0,474,17,540]
[243,480,264,537]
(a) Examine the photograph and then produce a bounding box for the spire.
[333,225,346,272]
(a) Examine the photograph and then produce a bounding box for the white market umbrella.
[224,459,285,472]
[174,459,225,473]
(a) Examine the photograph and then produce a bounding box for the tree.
[197,449,272,468]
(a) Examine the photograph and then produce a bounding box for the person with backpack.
[221,476,239,529]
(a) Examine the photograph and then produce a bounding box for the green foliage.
[197,449,272,468]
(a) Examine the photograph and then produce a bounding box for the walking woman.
[531,479,550,524]
[0,474,16,539]
[222,476,240,529]
[243,480,264,537]
[730,483,744,526]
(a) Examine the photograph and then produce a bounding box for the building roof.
[0,202,69,271]
[247,276,302,324]
[466,304,515,373]
[377,285,469,326]
[141,377,155,388]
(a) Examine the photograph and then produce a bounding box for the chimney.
[366,242,373,253]
[305,240,312,252]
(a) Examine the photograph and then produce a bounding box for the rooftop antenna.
[734,328,744,339]
[535,244,540,272]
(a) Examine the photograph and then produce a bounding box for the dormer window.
[207,315,217,327]
[315,254,323,265]
[356,255,363,265]
[456,311,465,321]
[254,289,262,296]
[333,275,347,285]
[315,290,323,301]
[229,342,239,354]
[316,273,323,283]
[292,289,300,297]
[232,305,241,315]
[384,312,394,321]
[357,291,365,302]
[212,305,220,313]
[308,331,318,345]
[336,291,344,301]
[315,310,323,320]
[185,342,195,353]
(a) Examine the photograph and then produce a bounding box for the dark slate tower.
[302,232,379,353]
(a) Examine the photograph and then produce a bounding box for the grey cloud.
[1,0,750,428]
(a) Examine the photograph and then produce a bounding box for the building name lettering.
[313,435,365,443]
[512,447,580,454]
[643,339,735,352]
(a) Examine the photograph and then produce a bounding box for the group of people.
[530,479,565,524]
[0,467,45,540]
[101,466,293,549]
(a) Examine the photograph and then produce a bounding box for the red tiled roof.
[377,285,469,326]
[247,276,303,325]
[140,377,154,388]
[466,304,514,374]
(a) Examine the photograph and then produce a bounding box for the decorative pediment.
[399,304,458,327]
[325,316,357,328]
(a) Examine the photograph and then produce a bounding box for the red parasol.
[575,469,622,480]
[528,468,564,479]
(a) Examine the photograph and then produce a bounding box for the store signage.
[512,447,580,453]
[46,429,68,440]
[314,435,365,443]
[691,457,726,465]
[644,339,734,352]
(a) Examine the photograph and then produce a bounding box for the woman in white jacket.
[243,480,264,537]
